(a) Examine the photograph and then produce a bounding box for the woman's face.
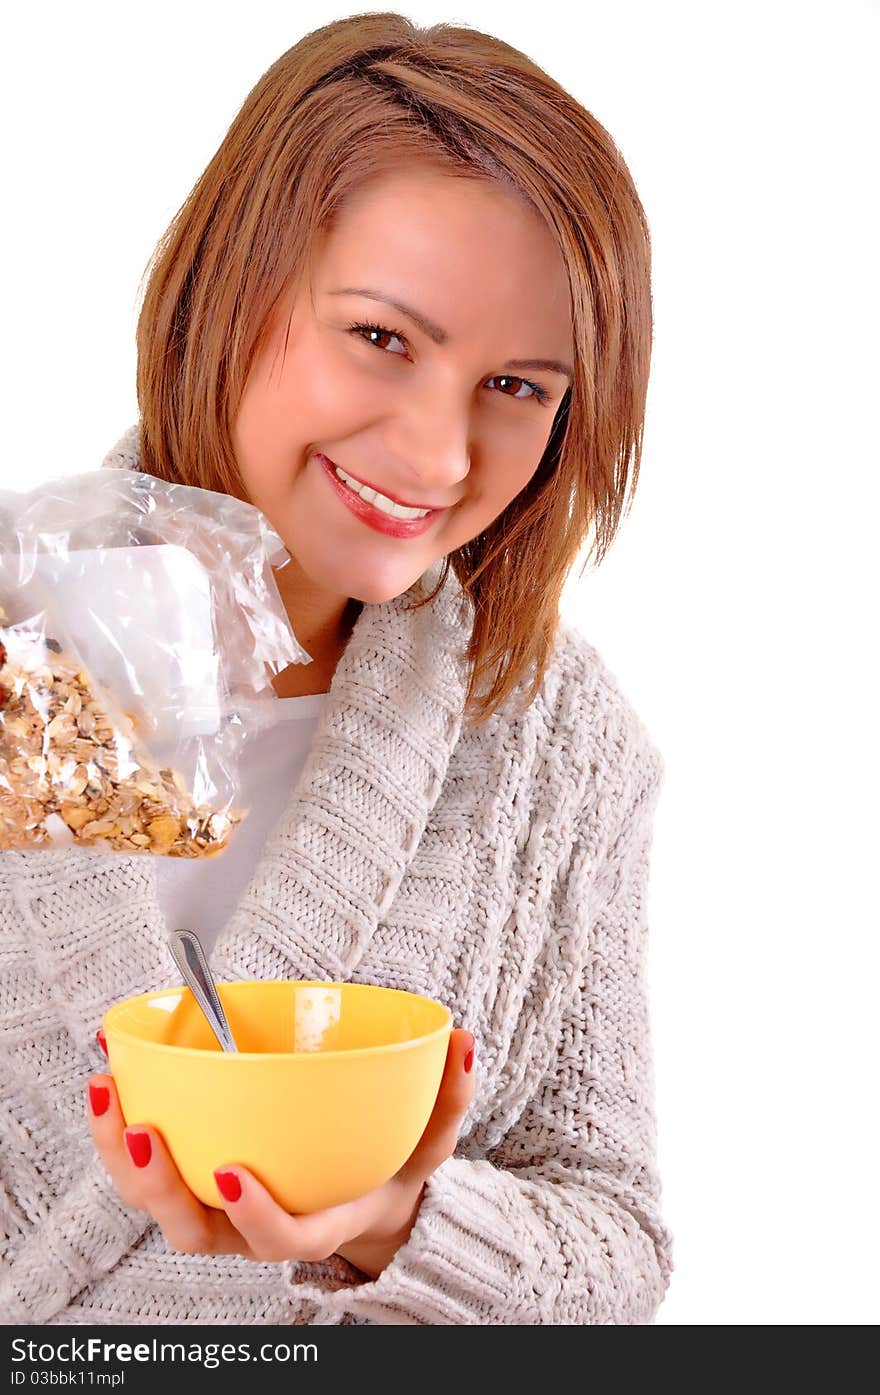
[232,167,573,607]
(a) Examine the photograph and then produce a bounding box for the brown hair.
[135,12,652,728]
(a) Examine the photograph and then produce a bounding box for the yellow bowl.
[103,980,452,1213]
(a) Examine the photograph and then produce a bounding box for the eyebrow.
[326,287,574,383]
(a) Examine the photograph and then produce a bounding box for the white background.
[2,1,878,1324]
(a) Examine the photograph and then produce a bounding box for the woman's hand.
[86,1027,475,1280]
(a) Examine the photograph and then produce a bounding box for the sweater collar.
[98,423,473,980]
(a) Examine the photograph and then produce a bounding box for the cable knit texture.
[0,424,672,1325]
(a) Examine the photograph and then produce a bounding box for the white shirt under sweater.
[155,693,327,958]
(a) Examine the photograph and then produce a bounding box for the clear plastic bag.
[0,469,309,858]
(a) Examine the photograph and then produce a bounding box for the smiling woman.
[0,11,670,1330]
[227,165,577,642]
[134,12,652,724]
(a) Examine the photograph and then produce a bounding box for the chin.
[349,575,421,606]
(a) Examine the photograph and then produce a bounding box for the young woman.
[0,13,672,1325]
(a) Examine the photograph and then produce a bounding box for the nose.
[390,385,472,503]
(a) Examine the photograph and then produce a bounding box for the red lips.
[316,453,443,540]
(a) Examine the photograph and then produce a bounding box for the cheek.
[484,448,544,511]
[297,359,346,419]
[296,343,379,424]
[440,458,537,551]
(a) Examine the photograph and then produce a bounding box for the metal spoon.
[167,928,239,1053]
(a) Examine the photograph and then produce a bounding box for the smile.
[314,454,446,539]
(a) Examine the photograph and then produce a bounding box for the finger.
[117,1123,246,1258]
[397,1028,476,1184]
[86,1073,145,1210]
[211,1165,386,1265]
[85,1074,243,1257]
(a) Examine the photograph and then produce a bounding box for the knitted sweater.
[0,425,672,1325]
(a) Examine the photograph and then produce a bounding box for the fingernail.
[88,1081,109,1116]
[214,1168,242,1203]
[124,1129,152,1168]
[463,1035,475,1074]
[96,1029,108,1057]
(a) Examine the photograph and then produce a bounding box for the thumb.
[398,1028,475,1185]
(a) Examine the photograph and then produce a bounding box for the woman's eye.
[348,322,551,404]
[487,375,549,404]
[348,322,409,355]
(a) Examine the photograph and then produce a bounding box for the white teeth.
[333,465,430,519]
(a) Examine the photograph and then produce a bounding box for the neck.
[270,558,362,698]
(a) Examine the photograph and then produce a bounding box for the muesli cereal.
[0,611,240,857]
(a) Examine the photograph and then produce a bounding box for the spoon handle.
[167,929,239,1053]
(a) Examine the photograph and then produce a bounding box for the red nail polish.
[463,1046,475,1074]
[214,1169,242,1203]
[96,1029,108,1056]
[124,1129,152,1168]
[88,1081,109,1116]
